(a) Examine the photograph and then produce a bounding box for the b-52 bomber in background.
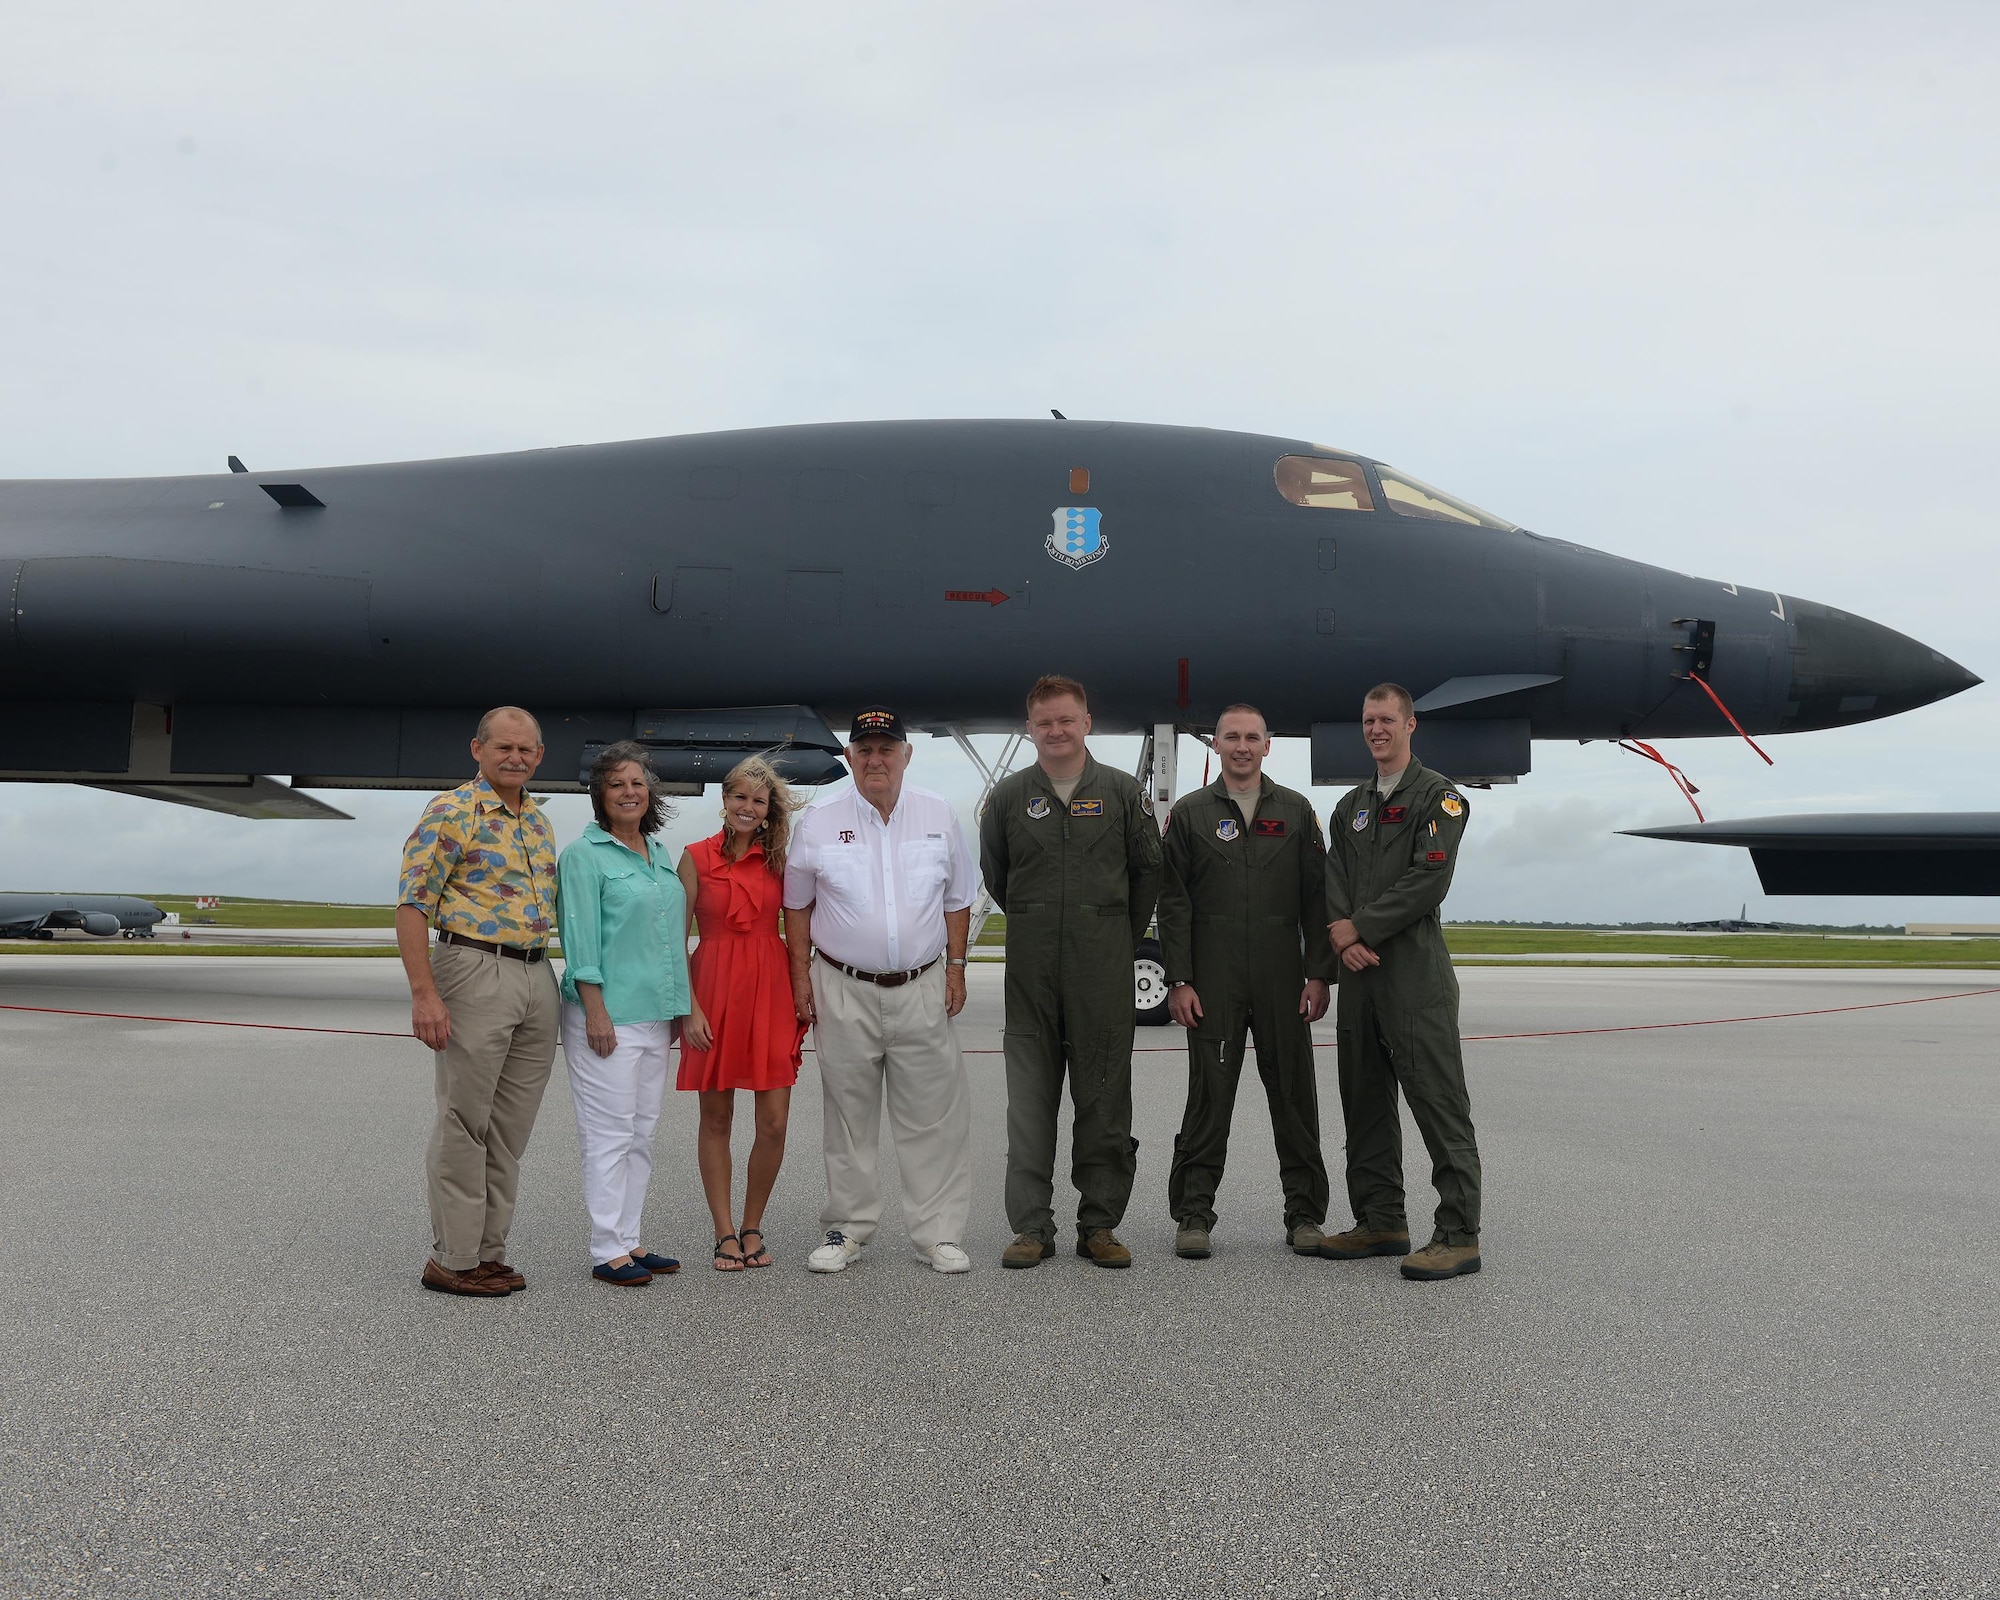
[0,418,1979,821]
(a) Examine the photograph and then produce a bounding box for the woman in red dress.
[676,755,807,1270]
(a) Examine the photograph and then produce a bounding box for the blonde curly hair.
[719,754,800,876]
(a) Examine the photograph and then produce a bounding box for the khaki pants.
[810,957,972,1253]
[427,941,559,1271]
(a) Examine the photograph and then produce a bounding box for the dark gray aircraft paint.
[0,420,1979,814]
[1627,814,2000,895]
[0,892,165,938]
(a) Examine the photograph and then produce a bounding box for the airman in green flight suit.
[1322,683,1484,1282]
[1157,703,1336,1261]
[980,675,1162,1270]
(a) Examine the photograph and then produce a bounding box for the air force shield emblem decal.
[1046,507,1107,570]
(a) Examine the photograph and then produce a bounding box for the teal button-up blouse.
[556,822,692,1025]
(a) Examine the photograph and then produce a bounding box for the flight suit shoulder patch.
[1439,792,1465,817]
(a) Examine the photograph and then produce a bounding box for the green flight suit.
[1324,759,1482,1247]
[1158,776,1336,1234]
[980,755,1163,1242]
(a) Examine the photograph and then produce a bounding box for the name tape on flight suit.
[1252,818,1286,836]
[1070,799,1103,816]
[1381,806,1406,823]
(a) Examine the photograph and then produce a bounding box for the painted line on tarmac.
[7,985,1998,1047]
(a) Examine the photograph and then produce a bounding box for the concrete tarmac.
[2,958,1996,1598]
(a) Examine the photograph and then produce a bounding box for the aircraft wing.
[83,776,354,821]
[1623,813,2000,895]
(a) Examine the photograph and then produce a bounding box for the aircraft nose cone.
[1781,599,1981,731]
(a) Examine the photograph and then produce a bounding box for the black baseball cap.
[848,705,907,743]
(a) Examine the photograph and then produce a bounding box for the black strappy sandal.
[740,1227,772,1269]
[713,1233,745,1271]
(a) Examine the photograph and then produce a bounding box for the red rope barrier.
[7,986,1996,1050]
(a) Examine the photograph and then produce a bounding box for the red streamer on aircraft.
[1618,738,1705,821]
[1689,671,1775,765]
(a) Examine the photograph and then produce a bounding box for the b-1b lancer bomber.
[0,419,1978,816]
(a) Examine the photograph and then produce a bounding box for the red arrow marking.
[946,588,1010,606]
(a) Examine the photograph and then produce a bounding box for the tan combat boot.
[1077,1229,1133,1268]
[1286,1221,1325,1256]
[1001,1233,1055,1269]
[1174,1224,1212,1260]
[1400,1239,1482,1281]
[1316,1224,1412,1260]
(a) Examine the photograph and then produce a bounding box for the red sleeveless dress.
[676,831,805,1092]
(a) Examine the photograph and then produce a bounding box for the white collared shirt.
[784,782,976,973]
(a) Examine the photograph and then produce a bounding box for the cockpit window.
[1376,466,1517,530]
[1274,456,1375,511]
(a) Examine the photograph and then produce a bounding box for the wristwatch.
[946,957,968,967]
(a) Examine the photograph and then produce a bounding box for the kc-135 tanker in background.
[0,418,1979,834]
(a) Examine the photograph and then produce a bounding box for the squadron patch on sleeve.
[1070,799,1104,817]
[1252,818,1286,837]
[1026,795,1050,819]
[1216,817,1239,841]
[1352,808,1370,831]
[1440,793,1465,817]
[1426,850,1448,862]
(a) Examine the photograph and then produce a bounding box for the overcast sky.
[3,3,1995,922]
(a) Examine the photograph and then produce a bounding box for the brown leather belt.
[817,952,939,988]
[438,929,548,964]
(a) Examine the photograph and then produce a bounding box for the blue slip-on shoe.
[631,1251,680,1275]
[591,1260,654,1286]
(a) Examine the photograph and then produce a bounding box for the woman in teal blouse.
[557,742,702,1286]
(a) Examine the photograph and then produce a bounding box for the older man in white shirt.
[785,706,978,1274]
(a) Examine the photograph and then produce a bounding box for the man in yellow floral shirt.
[396,706,561,1297]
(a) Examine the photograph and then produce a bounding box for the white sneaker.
[807,1230,863,1273]
[923,1242,971,1274]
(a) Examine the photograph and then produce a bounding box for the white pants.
[810,958,973,1252]
[560,1004,670,1264]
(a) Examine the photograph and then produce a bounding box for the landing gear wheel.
[1134,936,1170,1027]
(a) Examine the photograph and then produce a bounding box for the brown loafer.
[1076,1229,1132,1268]
[422,1259,509,1297]
[1316,1224,1412,1260]
[473,1260,526,1292]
